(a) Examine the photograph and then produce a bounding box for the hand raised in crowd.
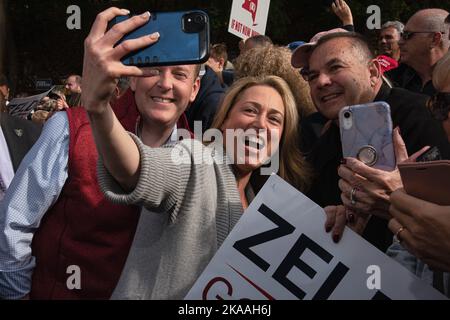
[82,7,160,114]
[389,189,450,271]
[338,128,429,220]
[331,0,353,26]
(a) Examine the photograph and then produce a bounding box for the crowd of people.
[0,1,450,299]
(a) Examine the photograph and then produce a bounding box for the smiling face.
[220,84,285,173]
[307,38,379,120]
[131,65,200,127]
[378,27,401,60]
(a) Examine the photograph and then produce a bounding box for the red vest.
[30,90,141,299]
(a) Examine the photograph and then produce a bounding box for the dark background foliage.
[2,0,450,94]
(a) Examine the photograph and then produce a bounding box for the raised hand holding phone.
[82,8,160,114]
[338,124,430,220]
[109,11,210,67]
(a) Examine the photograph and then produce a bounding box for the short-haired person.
[206,43,228,74]
[378,21,404,62]
[387,9,449,96]
[293,31,450,251]
[82,8,311,299]
[65,74,82,94]
[0,10,200,299]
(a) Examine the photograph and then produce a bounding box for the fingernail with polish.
[333,234,340,243]
[326,226,332,233]
[348,214,355,224]
[150,32,160,40]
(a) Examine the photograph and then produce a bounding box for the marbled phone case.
[339,102,396,171]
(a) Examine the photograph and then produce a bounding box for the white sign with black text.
[228,0,271,40]
[185,175,447,300]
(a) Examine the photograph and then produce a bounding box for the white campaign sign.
[185,175,447,300]
[228,0,271,40]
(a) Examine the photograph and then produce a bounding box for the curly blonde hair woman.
[234,45,316,117]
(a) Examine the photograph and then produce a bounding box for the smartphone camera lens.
[344,111,352,119]
[194,15,204,24]
[183,12,206,33]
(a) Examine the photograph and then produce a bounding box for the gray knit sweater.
[97,134,243,300]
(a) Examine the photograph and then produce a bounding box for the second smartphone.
[339,101,396,171]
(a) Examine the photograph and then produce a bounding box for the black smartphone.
[109,10,210,67]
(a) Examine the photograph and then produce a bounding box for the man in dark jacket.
[185,65,225,133]
[292,31,450,252]
[386,9,449,96]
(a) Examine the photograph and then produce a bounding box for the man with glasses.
[292,30,450,252]
[386,9,449,96]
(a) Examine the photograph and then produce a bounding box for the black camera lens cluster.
[183,12,207,33]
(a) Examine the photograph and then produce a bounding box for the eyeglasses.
[401,30,445,41]
[428,92,450,121]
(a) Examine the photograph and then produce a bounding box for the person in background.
[387,9,449,96]
[206,43,229,77]
[0,74,10,106]
[185,63,225,133]
[65,74,82,95]
[378,21,404,62]
[0,94,41,201]
[64,74,83,108]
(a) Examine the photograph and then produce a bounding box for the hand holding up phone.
[337,128,430,220]
[82,8,160,114]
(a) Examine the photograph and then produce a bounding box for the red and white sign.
[228,0,271,40]
[185,175,447,300]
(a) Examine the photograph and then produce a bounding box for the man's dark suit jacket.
[0,112,42,172]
